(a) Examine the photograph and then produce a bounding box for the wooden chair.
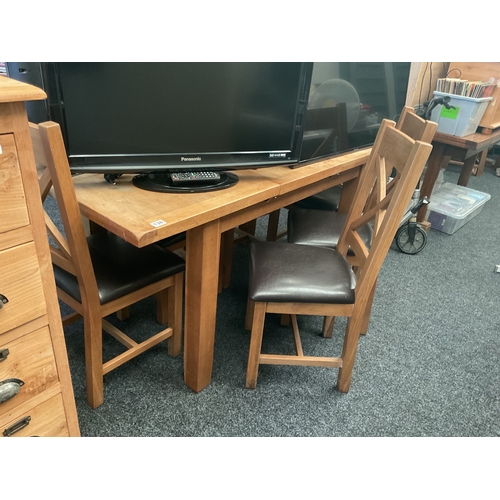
[31,121,186,409]
[244,119,434,392]
[285,107,437,336]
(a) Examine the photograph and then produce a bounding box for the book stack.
[436,78,496,98]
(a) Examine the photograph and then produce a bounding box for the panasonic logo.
[181,156,202,162]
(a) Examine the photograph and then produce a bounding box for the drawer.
[0,326,59,414]
[0,241,47,335]
[0,134,30,235]
[0,392,69,437]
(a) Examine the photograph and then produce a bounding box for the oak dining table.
[72,148,370,392]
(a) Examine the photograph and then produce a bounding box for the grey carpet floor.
[51,163,500,437]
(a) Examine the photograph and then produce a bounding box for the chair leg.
[360,280,377,335]
[280,314,291,326]
[116,307,130,320]
[245,297,255,331]
[246,301,267,389]
[266,210,281,241]
[239,219,257,241]
[167,272,184,357]
[219,230,234,292]
[83,312,104,409]
[322,316,335,338]
[156,289,169,325]
[337,316,362,393]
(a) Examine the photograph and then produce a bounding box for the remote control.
[170,172,221,186]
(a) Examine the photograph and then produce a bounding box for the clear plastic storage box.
[430,91,492,137]
[426,182,491,234]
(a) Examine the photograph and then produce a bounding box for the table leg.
[458,153,479,186]
[184,219,221,392]
[337,176,360,213]
[418,142,448,223]
[474,150,488,177]
[494,153,500,170]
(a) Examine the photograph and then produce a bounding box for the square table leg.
[184,219,221,392]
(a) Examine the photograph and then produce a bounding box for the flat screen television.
[42,62,314,192]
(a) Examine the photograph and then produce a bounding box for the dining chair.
[286,108,437,337]
[31,121,186,409]
[244,119,434,392]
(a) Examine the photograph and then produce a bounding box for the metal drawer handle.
[0,349,9,362]
[3,416,31,437]
[0,378,24,404]
[0,294,8,309]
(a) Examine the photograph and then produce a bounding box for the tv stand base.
[132,171,239,193]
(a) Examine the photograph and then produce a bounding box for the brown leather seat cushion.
[54,232,185,305]
[249,240,355,304]
[287,206,373,252]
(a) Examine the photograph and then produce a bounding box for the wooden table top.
[433,127,500,151]
[72,147,371,247]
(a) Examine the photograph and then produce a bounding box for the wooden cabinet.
[0,76,79,437]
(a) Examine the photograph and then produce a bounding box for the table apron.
[218,167,361,234]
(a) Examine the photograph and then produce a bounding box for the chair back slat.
[43,211,72,259]
[29,122,48,171]
[344,230,369,273]
[374,155,388,233]
[38,166,53,202]
[32,122,73,262]
[378,125,416,169]
[31,121,100,307]
[399,106,436,143]
[351,188,394,234]
[50,246,76,275]
[336,118,435,306]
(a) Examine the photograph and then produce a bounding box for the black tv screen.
[45,62,313,174]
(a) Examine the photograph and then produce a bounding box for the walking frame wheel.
[395,224,427,255]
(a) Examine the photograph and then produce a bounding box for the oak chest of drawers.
[0,76,79,437]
